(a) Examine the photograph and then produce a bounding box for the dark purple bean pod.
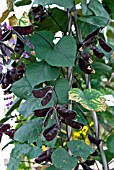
[13,25,34,35]
[88,134,101,145]
[98,37,112,52]
[90,150,98,156]
[14,37,24,54]
[41,89,53,106]
[84,160,95,166]
[43,108,53,127]
[63,119,84,130]
[43,124,58,141]
[91,45,104,58]
[32,86,52,98]
[34,108,50,117]
[79,58,94,74]
[57,106,76,120]
[2,30,12,41]
[82,36,96,49]
[81,163,93,170]
[0,130,3,142]
[1,124,10,132]
[85,27,101,41]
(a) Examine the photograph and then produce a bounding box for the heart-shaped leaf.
[33,0,74,9]
[67,140,94,160]
[28,31,76,67]
[26,61,60,87]
[52,147,77,170]
[14,118,43,143]
[69,88,107,112]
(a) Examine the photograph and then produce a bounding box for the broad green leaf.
[105,149,114,163]
[81,0,93,16]
[47,166,61,170]
[69,88,107,112]
[15,0,32,6]
[26,146,42,159]
[78,16,109,37]
[55,78,70,104]
[26,61,60,87]
[52,147,77,170]
[7,156,21,170]
[67,140,94,160]
[106,30,114,39]
[7,144,31,170]
[91,62,112,79]
[18,96,54,118]
[11,76,32,99]
[107,134,114,154]
[33,0,74,8]
[28,31,76,67]
[101,111,114,128]
[35,8,67,34]
[14,118,43,143]
[103,0,114,19]
[88,0,109,19]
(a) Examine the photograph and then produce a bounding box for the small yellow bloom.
[42,145,47,151]
[85,137,90,145]
[89,122,94,127]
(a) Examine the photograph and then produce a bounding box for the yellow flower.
[85,137,90,145]
[42,145,47,151]
[89,121,94,127]
[72,131,81,140]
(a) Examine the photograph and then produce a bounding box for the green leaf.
[7,144,31,170]
[47,166,61,170]
[55,78,70,104]
[105,149,114,163]
[18,96,54,118]
[107,134,114,154]
[78,16,109,37]
[88,0,109,19]
[26,61,60,87]
[67,140,94,160]
[7,156,21,170]
[11,76,32,99]
[26,146,42,159]
[33,0,74,8]
[102,111,114,128]
[69,88,107,112]
[81,0,93,16]
[14,118,43,143]
[15,0,32,7]
[28,32,76,67]
[35,8,67,34]
[91,62,112,79]
[102,0,114,19]
[52,147,77,170]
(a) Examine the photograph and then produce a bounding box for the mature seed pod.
[35,149,53,163]
[14,37,24,54]
[79,58,94,74]
[34,108,50,117]
[88,134,101,145]
[84,160,95,166]
[32,86,52,98]
[81,51,93,64]
[32,5,44,21]
[2,30,12,41]
[91,45,104,58]
[0,130,3,142]
[43,124,58,141]
[1,124,10,132]
[98,37,112,52]
[43,108,53,127]
[63,119,84,130]
[5,129,15,139]
[82,36,96,49]
[13,25,34,35]
[57,106,76,120]
[85,28,101,41]
[90,150,98,156]
[81,163,93,170]
[35,154,49,163]
[41,89,53,106]
[74,163,79,170]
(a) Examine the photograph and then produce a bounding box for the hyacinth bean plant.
[0,0,114,170]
